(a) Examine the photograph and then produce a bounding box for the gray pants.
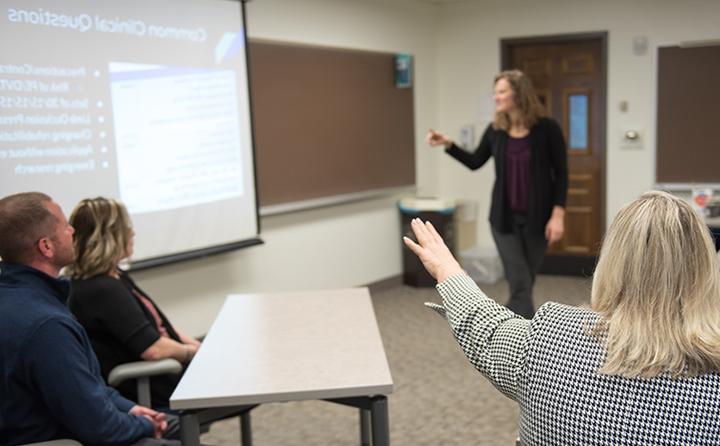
[491,214,547,319]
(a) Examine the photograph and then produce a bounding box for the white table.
[170,288,394,445]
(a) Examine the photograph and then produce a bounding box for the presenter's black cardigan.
[446,117,568,235]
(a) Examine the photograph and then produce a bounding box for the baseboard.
[365,275,403,293]
[366,257,594,291]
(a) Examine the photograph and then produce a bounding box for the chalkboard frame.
[655,43,720,188]
[248,39,416,214]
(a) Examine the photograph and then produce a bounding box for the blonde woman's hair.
[591,190,720,378]
[492,69,545,131]
[65,197,133,279]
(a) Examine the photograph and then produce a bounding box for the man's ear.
[37,237,53,259]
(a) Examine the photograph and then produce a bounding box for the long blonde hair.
[65,197,133,279]
[492,69,545,131]
[591,190,720,378]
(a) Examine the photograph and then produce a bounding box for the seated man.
[0,192,173,446]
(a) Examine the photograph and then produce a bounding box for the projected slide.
[110,63,244,214]
[0,65,95,177]
[0,0,259,264]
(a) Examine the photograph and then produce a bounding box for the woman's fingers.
[544,220,564,244]
[424,220,445,243]
[551,230,562,244]
[405,218,465,282]
[411,218,432,245]
[425,129,447,146]
[404,231,437,279]
[402,235,422,256]
[545,222,555,242]
[413,219,445,249]
[425,129,437,143]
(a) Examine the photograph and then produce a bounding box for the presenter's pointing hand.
[426,129,451,148]
[403,218,464,283]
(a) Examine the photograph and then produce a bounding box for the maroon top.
[506,135,531,213]
[132,288,169,338]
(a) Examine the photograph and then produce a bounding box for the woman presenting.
[427,70,568,318]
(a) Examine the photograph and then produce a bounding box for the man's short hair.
[0,192,56,264]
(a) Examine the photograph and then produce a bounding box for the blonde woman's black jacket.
[445,117,568,234]
[69,272,183,409]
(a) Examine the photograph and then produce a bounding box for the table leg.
[360,408,371,446]
[180,412,201,446]
[370,396,389,446]
[240,410,253,446]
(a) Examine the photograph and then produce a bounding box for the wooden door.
[502,33,607,275]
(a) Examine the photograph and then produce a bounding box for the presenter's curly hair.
[591,190,720,378]
[65,197,133,279]
[492,70,545,131]
[0,192,55,264]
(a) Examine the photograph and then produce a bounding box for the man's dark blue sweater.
[0,262,154,445]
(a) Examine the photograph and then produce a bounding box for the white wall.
[433,0,720,249]
[134,0,720,336]
[133,0,441,336]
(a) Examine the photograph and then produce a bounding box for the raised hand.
[403,218,464,283]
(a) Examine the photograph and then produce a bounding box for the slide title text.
[6,8,207,42]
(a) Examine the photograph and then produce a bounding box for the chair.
[108,358,183,407]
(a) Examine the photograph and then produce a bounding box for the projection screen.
[0,0,261,268]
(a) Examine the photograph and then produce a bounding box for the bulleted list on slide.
[0,64,103,176]
[0,61,246,215]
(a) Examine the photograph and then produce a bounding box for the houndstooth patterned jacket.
[430,274,720,446]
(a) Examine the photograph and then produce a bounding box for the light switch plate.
[459,124,475,149]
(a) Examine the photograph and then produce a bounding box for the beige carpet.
[200,274,592,445]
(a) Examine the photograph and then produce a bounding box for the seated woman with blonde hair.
[404,190,720,445]
[66,197,200,409]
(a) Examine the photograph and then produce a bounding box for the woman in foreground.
[66,197,201,409]
[404,190,720,445]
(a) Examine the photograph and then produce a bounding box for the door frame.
[500,31,608,276]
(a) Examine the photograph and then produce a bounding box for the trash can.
[399,197,455,287]
[460,245,504,284]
